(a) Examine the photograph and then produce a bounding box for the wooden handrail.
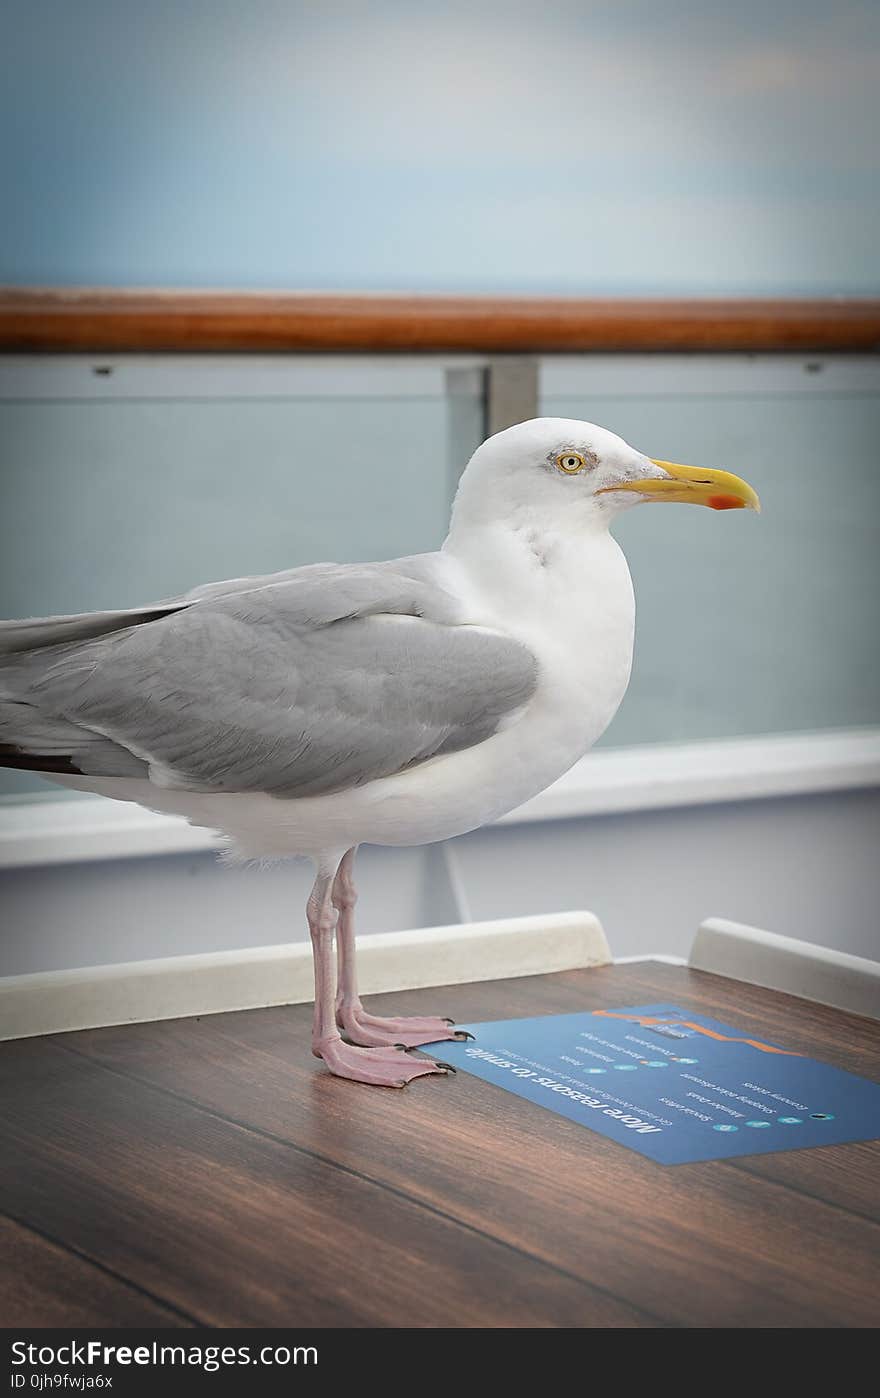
[1,289,878,353]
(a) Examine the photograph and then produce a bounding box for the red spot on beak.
[708,494,744,511]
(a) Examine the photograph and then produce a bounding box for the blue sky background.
[1,0,878,290]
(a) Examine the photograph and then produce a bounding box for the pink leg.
[332,847,469,1049]
[308,857,452,1087]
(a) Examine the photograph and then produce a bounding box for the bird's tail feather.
[0,602,184,657]
[0,605,175,776]
[0,699,147,777]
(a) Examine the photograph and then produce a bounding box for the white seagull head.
[450,417,760,535]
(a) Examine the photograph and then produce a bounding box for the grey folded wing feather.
[0,558,539,798]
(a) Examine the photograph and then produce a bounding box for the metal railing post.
[484,358,540,436]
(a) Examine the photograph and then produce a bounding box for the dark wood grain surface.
[0,1217,189,1328]
[1,290,879,353]
[1,962,878,1328]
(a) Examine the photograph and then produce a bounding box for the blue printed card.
[429,1003,880,1165]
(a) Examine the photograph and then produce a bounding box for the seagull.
[0,419,758,1086]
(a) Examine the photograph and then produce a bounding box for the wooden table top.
[1,960,878,1328]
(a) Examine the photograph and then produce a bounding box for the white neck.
[442,510,636,760]
[444,504,620,620]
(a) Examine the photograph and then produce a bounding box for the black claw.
[443,1018,456,1025]
[394,1043,409,1051]
[435,1061,457,1074]
[453,1030,475,1041]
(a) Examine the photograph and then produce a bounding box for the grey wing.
[0,560,539,798]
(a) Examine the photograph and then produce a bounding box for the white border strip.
[1,728,877,870]
[4,352,878,402]
[0,911,610,1041]
[498,727,880,825]
[690,917,880,1020]
[541,353,880,398]
[615,953,687,966]
[0,353,487,401]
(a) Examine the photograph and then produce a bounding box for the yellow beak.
[602,460,761,512]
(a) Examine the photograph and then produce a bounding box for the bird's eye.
[556,452,586,474]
